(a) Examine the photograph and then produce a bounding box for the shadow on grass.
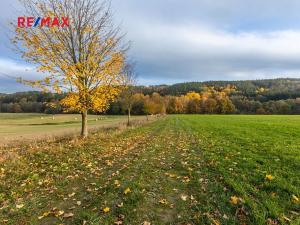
[21,121,82,126]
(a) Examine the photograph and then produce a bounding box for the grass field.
[0,113,144,145]
[0,115,299,224]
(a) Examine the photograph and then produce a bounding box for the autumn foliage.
[109,85,236,115]
[12,0,127,137]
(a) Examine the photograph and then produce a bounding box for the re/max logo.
[17,17,69,28]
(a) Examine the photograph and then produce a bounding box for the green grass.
[0,115,299,224]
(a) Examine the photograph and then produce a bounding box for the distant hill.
[0,78,300,114]
[137,78,300,99]
[2,78,300,98]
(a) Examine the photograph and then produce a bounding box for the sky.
[1,0,300,92]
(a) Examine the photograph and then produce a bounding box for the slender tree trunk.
[81,110,88,138]
[127,107,131,126]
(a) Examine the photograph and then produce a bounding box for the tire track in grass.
[81,117,184,224]
[105,116,240,225]
[175,116,243,225]
[100,117,229,225]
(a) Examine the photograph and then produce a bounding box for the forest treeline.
[1,78,300,115]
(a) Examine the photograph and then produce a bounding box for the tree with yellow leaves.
[12,0,127,137]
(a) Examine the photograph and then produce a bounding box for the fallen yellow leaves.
[212,219,220,225]
[0,168,5,178]
[124,187,131,195]
[165,172,176,178]
[180,194,188,201]
[182,176,190,183]
[159,199,168,205]
[117,202,124,208]
[57,210,65,216]
[265,174,274,181]
[38,209,73,220]
[230,196,239,205]
[292,195,299,203]
[3,116,299,225]
[282,215,291,222]
[68,192,76,197]
[38,212,50,220]
[103,207,110,213]
[106,160,113,166]
[16,204,24,209]
[114,180,121,187]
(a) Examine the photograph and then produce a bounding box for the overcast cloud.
[1,0,300,92]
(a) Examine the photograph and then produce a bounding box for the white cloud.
[128,22,300,81]
[1,0,300,90]
[0,58,43,93]
[0,58,42,79]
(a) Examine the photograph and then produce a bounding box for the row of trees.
[0,87,236,115]
[231,96,300,114]
[109,86,236,115]
[2,82,300,115]
[0,101,61,114]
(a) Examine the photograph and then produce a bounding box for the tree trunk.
[127,108,131,126]
[81,110,88,138]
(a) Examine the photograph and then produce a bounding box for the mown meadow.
[0,115,299,225]
[0,113,143,145]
